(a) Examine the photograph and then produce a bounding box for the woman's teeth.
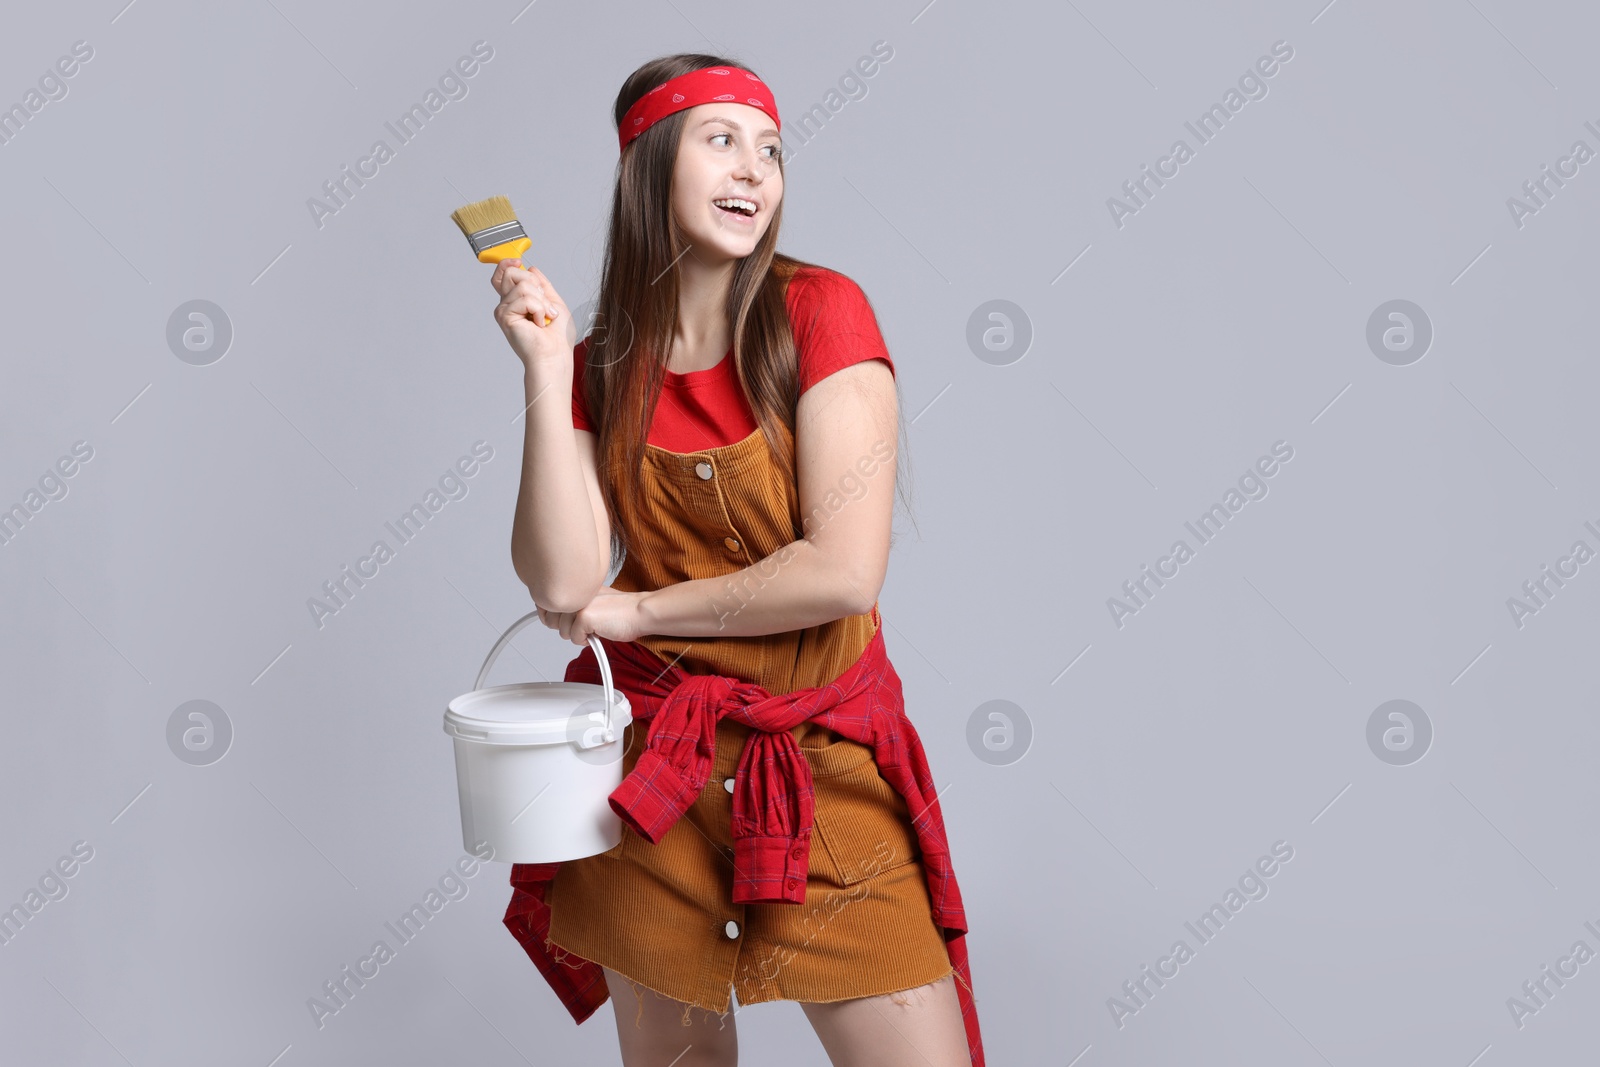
[713,197,757,216]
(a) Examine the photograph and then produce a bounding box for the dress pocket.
[803,733,921,887]
[595,827,629,860]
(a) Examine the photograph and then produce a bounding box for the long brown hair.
[581,52,916,566]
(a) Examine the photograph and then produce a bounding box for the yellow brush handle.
[477,236,551,326]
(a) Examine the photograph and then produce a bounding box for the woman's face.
[671,102,783,262]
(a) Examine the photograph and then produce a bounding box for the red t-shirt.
[569,265,895,453]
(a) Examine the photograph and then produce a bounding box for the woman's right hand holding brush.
[490,258,572,369]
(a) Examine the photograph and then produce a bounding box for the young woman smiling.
[491,54,984,1067]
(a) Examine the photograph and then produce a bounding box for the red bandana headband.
[618,66,781,154]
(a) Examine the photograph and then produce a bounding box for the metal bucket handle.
[471,612,618,742]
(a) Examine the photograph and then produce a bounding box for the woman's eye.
[710,132,779,160]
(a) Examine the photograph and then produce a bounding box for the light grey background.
[2,1,1597,1064]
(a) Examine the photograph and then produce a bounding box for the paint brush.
[449,195,551,326]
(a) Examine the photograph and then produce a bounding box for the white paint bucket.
[443,611,632,863]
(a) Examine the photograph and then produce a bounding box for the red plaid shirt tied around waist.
[502,608,985,1066]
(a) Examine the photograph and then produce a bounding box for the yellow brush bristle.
[449,195,517,238]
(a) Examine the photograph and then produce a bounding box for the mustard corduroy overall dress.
[542,423,954,1016]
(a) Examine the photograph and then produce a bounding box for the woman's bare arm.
[509,363,611,612]
[491,256,610,613]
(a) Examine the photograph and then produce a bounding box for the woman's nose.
[735,148,771,179]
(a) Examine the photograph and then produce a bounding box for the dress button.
[723,537,740,552]
[786,877,799,891]
[723,777,735,793]
[695,461,713,480]
[724,919,740,939]
[791,846,803,859]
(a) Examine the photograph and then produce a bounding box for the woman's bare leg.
[798,973,970,1067]
[602,965,739,1067]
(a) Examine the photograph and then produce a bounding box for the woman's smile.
[713,196,760,225]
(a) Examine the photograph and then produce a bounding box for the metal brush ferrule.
[466,219,527,255]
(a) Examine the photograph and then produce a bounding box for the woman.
[490,53,983,1067]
